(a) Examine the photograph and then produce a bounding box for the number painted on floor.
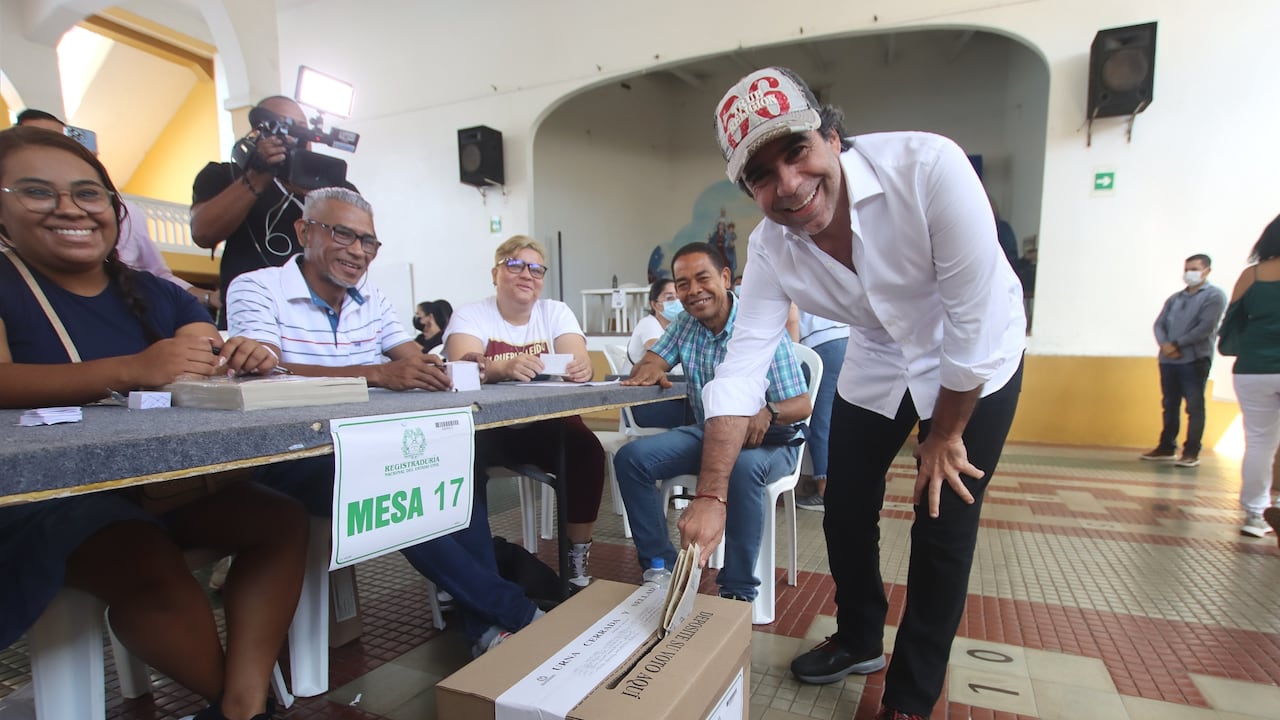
[967,683,1020,696]
[967,648,1014,664]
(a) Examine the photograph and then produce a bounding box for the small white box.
[446,361,482,392]
[128,391,171,410]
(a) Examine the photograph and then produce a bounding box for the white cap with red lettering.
[714,66,821,183]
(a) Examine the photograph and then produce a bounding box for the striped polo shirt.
[227,255,412,366]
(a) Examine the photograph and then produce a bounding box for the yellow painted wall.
[121,76,217,204]
[1010,355,1238,449]
[584,352,1242,449]
[0,95,10,128]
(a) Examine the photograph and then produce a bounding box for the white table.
[580,287,649,334]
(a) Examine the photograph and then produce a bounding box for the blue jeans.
[1158,358,1211,455]
[254,455,537,643]
[613,425,799,600]
[807,337,847,479]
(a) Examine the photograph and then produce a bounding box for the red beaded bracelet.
[692,493,726,505]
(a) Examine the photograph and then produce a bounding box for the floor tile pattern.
[0,441,1277,719]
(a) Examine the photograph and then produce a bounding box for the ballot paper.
[19,406,83,426]
[661,542,703,637]
[538,353,572,377]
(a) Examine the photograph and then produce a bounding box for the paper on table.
[500,379,622,387]
[19,406,83,426]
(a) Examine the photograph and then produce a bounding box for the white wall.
[535,29,1051,309]
[274,0,1280,359]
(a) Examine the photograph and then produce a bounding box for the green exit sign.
[1093,171,1115,192]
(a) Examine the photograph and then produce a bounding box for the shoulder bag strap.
[0,247,82,363]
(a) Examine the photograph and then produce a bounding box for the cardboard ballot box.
[436,579,751,720]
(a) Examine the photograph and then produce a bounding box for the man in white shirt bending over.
[676,67,1026,720]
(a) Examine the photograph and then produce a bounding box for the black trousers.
[824,360,1022,715]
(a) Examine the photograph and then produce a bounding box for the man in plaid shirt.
[617,242,810,602]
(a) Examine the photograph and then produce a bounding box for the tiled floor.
[1,440,1278,719]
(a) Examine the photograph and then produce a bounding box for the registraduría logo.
[401,427,427,459]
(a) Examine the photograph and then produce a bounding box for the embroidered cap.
[714,67,821,183]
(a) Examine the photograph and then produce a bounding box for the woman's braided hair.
[0,126,160,343]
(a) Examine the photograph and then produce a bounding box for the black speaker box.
[1088,22,1157,119]
[457,126,504,187]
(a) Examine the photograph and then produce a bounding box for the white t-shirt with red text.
[444,296,584,360]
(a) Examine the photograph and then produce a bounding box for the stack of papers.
[19,406,83,426]
[164,375,369,411]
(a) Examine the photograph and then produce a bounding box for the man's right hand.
[678,497,727,568]
[374,354,451,391]
[621,359,673,388]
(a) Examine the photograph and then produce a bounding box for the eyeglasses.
[497,257,547,279]
[1,182,115,214]
[304,220,381,255]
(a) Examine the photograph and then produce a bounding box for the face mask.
[661,299,683,321]
[412,317,425,331]
[733,285,742,294]
[1184,270,1203,286]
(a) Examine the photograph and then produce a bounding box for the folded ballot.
[163,375,369,411]
[661,542,702,637]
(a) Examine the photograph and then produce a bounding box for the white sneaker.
[1241,512,1274,537]
[472,625,512,658]
[569,541,592,588]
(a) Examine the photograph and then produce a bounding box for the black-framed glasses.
[1,181,115,214]
[304,220,381,255]
[498,257,547,279]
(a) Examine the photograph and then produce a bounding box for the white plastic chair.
[656,343,822,625]
[602,343,632,377]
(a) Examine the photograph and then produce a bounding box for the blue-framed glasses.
[498,257,547,279]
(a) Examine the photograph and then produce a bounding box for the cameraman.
[190,96,357,327]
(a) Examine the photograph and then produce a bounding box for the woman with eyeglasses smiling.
[445,235,606,588]
[0,126,307,720]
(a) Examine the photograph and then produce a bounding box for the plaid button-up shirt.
[650,294,805,425]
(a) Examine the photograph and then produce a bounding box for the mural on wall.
[647,180,762,284]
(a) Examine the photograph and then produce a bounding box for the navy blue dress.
[0,256,211,646]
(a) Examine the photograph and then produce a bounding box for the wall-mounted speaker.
[457,125,504,187]
[1088,22,1157,119]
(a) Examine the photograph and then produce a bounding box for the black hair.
[15,109,64,127]
[1250,214,1280,263]
[1185,253,1212,267]
[0,126,160,343]
[417,299,453,330]
[647,278,674,314]
[672,242,727,274]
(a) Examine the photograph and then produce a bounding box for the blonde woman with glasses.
[445,235,605,588]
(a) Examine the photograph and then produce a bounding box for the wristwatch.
[766,401,780,425]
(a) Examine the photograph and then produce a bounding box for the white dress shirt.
[703,131,1025,421]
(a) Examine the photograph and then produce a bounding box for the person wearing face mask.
[1141,254,1227,468]
[413,298,453,351]
[625,278,687,428]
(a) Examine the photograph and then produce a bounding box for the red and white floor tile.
[0,442,1276,719]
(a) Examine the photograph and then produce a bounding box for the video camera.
[231,106,360,190]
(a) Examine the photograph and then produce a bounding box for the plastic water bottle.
[642,558,671,589]
[611,274,618,288]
